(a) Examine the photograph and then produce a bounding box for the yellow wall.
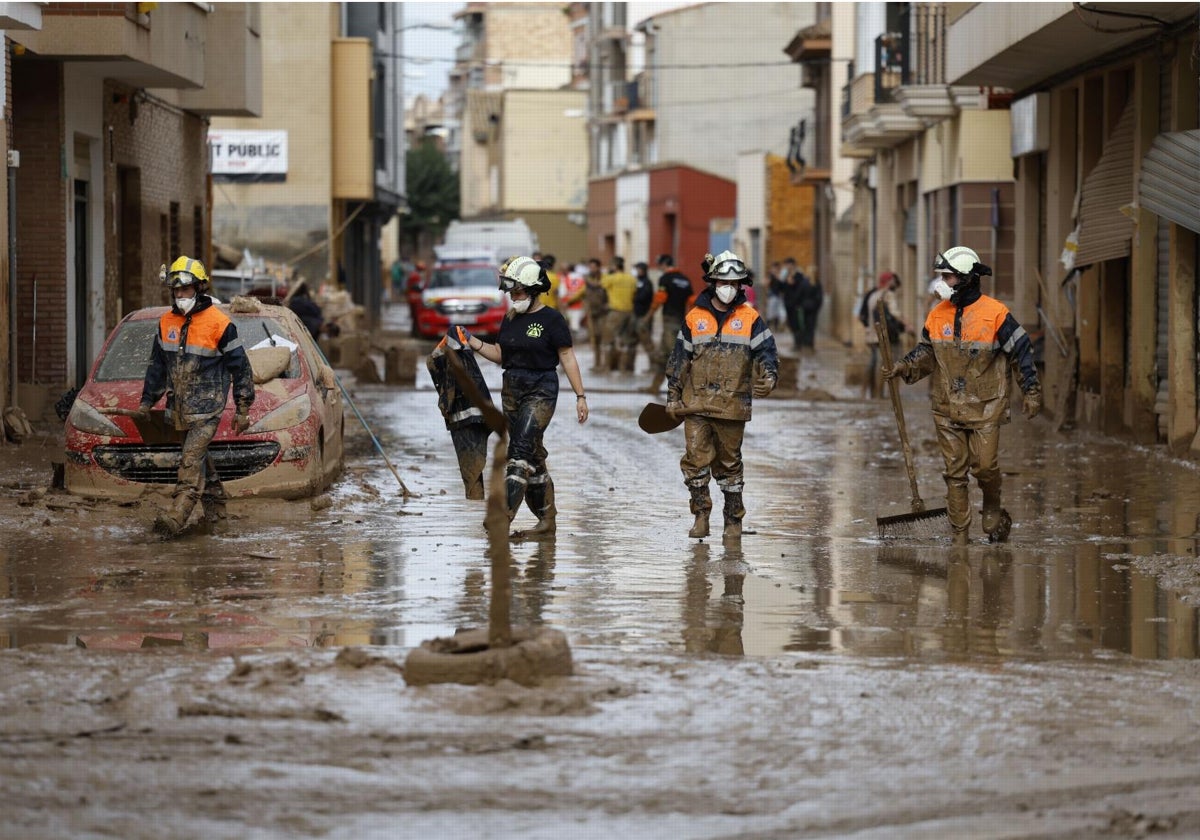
[501,90,588,211]
[331,38,373,200]
[766,155,815,268]
[959,110,1014,183]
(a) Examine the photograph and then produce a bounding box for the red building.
[648,165,735,290]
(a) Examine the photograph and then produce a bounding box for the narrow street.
[1,320,1199,837]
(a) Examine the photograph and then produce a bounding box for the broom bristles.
[877,508,950,539]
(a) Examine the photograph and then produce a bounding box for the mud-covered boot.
[687,484,712,538]
[504,460,530,522]
[516,475,556,540]
[154,498,191,538]
[721,490,745,539]
[986,508,1012,543]
[201,484,229,525]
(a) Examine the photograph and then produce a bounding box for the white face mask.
[510,297,532,314]
[931,278,955,301]
[715,284,738,305]
[175,295,197,314]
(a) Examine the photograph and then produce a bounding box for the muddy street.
[2,340,1200,837]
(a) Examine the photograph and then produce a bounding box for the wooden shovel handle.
[876,299,925,513]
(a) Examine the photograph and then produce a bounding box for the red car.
[64,300,345,501]
[415,261,508,340]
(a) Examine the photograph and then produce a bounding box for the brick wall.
[12,61,67,385]
[103,81,208,327]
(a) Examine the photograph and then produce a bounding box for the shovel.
[638,402,700,434]
[874,301,948,537]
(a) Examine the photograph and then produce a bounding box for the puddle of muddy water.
[1,368,1197,664]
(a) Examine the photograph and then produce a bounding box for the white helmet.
[707,249,750,282]
[499,255,550,295]
[934,246,980,276]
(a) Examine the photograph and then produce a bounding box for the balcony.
[13,3,208,88]
[175,3,262,117]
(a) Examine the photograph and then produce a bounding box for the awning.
[1074,99,1134,266]
[1139,130,1200,235]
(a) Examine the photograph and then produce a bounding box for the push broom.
[874,299,948,538]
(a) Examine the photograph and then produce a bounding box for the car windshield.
[428,267,495,290]
[95,315,296,381]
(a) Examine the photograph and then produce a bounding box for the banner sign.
[208,130,288,182]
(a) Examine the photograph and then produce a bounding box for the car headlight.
[245,394,311,434]
[67,399,127,437]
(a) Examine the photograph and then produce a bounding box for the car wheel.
[310,435,326,495]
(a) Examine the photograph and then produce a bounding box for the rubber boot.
[519,475,556,539]
[987,509,1012,543]
[946,480,970,546]
[504,462,529,523]
[642,372,665,394]
[201,484,229,525]
[980,477,1003,534]
[687,484,711,539]
[722,490,745,539]
[154,494,193,538]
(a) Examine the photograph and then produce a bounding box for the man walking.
[885,246,1042,545]
[667,251,778,539]
[642,253,693,394]
[138,256,255,537]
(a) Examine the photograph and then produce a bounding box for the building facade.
[4,2,260,419]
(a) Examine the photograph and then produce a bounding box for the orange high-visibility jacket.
[900,294,1039,428]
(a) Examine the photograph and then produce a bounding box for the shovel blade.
[638,402,683,434]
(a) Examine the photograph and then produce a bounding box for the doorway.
[73,179,89,385]
[117,167,143,318]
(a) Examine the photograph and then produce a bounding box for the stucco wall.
[501,90,588,211]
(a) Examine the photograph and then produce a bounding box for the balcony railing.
[874,31,910,104]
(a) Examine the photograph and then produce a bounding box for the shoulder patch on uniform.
[941,323,952,338]
[731,318,743,331]
[695,318,709,332]
[167,327,179,342]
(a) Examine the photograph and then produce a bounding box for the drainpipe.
[7,151,17,408]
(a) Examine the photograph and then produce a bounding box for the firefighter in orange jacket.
[885,246,1042,545]
[138,256,255,537]
[666,250,778,540]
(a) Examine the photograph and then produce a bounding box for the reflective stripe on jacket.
[901,294,1039,428]
[140,298,255,425]
[668,289,778,422]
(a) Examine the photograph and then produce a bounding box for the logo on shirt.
[695,318,710,332]
[526,324,544,338]
[941,324,953,338]
[731,318,743,331]
[167,327,179,342]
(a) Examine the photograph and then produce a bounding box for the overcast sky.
[399,1,695,102]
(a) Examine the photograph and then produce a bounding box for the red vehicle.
[64,300,345,501]
[415,260,508,340]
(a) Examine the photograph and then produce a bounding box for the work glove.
[1022,388,1042,419]
[234,412,251,434]
[454,326,473,348]
[882,361,908,382]
[665,399,684,419]
[753,376,776,398]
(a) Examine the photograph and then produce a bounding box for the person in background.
[885,246,1042,546]
[539,254,561,311]
[780,257,804,349]
[797,265,824,351]
[458,256,589,539]
[600,256,637,373]
[560,261,586,334]
[861,271,909,399]
[625,260,657,372]
[666,250,778,540]
[137,256,255,538]
[564,258,608,371]
[288,279,325,341]
[642,253,693,394]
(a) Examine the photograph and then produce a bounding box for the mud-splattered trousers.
[140,299,254,524]
[667,291,778,524]
[500,368,558,523]
[896,292,1039,536]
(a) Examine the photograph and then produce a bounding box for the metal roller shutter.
[1074,99,1135,266]
[1139,131,1200,235]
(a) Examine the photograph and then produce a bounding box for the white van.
[440,219,539,264]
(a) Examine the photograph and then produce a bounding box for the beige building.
[211,3,406,329]
[808,1,1198,455]
[3,2,260,419]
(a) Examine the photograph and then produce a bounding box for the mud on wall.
[211,204,329,285]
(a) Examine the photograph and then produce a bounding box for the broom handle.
[876,300,925,513]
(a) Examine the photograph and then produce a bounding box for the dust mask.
[510,297,532,314]
[715,285,738,305]
[931,278,955,301]
[175,296,197,314]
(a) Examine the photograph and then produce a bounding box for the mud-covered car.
[415,261,507,339]
[64,299,345,500]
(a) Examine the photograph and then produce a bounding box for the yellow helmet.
[165,255,209,288]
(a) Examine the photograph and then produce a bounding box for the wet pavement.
[2,317,1197,664]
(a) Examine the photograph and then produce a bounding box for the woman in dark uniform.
[460,255,588,537]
